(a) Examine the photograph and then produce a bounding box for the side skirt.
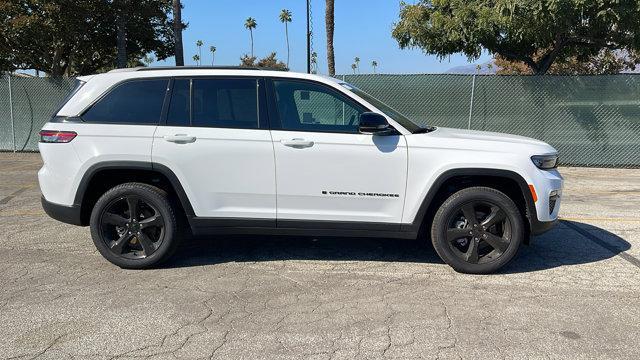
[189,218,418,239]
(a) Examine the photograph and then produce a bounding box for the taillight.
[39,130,77,143]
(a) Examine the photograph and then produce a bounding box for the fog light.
[549,190,560,215]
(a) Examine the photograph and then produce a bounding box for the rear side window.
[82,79,168,124]
[191,78,258,129]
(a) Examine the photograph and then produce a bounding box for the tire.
[430,186,524,274]
[90,182,180,269]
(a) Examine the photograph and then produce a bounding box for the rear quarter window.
[82,79,168,124]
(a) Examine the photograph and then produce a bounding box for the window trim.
[79,78,171,126]
[265,77,372,134]
[162,76,268,130]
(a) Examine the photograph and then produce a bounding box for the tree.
[240,52,287,71]
[192,54,200,66]
[115,0,128,68]
[311,51,318,74]
[495,49,640,75]
[0,0,182,76]
[325,0,336,76]
[240,54,257,67]
[392,1,640,75]
[142,54,155,67]
[354,57,360,73]
[351,63,357,74]
[172,0,184,66]
[196,40,203,63]
[244,17,257,58]
[209,46,217,65]
[371,60,378,74]
[279,9,292,68]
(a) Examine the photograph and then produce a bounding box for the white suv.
[38,67,563,274]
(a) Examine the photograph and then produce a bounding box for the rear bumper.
[41,196,83,226]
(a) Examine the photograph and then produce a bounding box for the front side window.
[341,83,422,133]
[272,80,365,133]
[191,78,258,129]
[83,79,168,124]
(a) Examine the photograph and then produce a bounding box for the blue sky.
[155,0,491,74]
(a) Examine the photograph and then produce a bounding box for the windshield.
[341,83,422,133]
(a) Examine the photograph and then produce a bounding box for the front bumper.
[530,218,558,235]
[41,196,83,226]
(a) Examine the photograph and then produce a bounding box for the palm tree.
[196,40,203,64]
[210,46,217,65]
[371,60,378,74]
[311,51,318,74]
[325,0,335,76]
[351,63,357,74]
[244,17,257,58]
[279,9,293,68]
[172,0,184,66]
[193,54,200,66]
[354,57,360,73]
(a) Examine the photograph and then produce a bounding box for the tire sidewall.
[431,187,524,274]
[90,183,177,269]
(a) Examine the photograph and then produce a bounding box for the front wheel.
[90,183,180,269]
[430,187,524,274]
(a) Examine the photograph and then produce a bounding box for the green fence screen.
[1,73,639,167]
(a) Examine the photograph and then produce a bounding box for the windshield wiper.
[412,126,437,134]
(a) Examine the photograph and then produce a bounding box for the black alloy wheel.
[445,201,511,265]
[431,187,524,274]
[100,195,165,259]
[90,183,180,269]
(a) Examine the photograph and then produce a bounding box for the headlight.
[531,154,559,169]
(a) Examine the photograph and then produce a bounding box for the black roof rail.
[134,66,268,71]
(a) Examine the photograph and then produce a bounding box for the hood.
[409,127,556,154]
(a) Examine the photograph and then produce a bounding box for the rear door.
[267,78,408,226]
[48,79,167,206]
[152,77,276,221]
[74,78,167,164]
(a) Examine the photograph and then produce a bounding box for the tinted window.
[83,79,168,124]
[167,79,190,127]
[272,80,364,133]
[341,83,421,133]
[191,78,258,128]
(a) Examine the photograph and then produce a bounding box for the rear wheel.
[90,183,180,269]
[430,187,524,274]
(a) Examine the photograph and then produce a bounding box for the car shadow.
[162,221,632,274]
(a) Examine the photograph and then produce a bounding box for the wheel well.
[78,168,185,225]
[419,175,531,241]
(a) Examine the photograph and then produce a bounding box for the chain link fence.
[1,73,638,167]
[0,75,75,152]
[344,74,640,168]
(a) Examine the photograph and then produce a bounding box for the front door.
[267,78,407,226]
[152,77,276,220]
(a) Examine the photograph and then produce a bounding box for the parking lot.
[0,153,638,359]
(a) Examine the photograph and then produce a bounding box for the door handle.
[281,138,314,148]
[164,134,196,144]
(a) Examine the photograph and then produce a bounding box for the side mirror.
[358,112,395,135]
